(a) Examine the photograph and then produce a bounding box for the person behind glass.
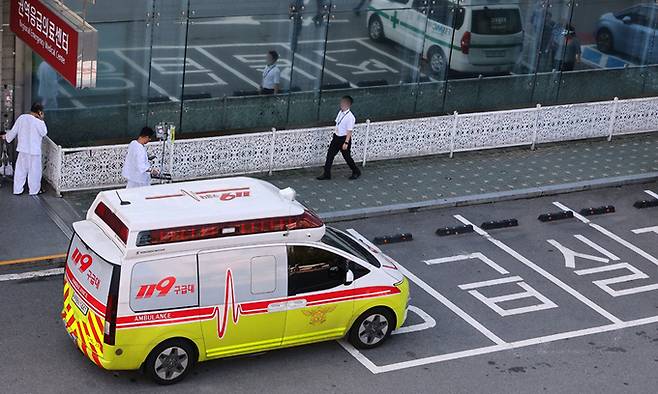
[260,50,281,95]
[122,127,157,189]
[317,96,362,181]
[1,102,48,195]
[554,25,581,72]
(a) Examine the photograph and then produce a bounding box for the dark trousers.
[323,134,360,177]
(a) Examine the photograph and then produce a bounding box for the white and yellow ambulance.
[61,177,409,384]
[367,0,523,75]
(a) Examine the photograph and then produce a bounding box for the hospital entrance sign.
[10,0,97,88]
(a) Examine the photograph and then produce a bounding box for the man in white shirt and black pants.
[317,96,361,180]
[260,50,281,95]
[2,102,48,195]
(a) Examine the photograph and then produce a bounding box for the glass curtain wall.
[31,0,658,147]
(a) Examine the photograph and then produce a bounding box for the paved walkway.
[2,132,657,268]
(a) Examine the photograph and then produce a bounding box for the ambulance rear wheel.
[145,339,196,385]
[428,46,447,77]
[348,307,395,349]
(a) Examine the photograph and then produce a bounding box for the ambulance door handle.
[267,302,287,312]
[286,299,307,310]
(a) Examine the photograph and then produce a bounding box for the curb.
[319,172,658,223]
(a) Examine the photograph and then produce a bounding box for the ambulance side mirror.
[345,269,354,286]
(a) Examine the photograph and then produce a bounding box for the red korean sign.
[10,0,96,88]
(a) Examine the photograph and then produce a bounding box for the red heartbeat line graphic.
[213,269,242,339]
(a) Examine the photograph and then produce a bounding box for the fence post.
[362,119,371,167]
[608,97,619,142]
[268,127,276,176]
[449,111,458,158]
[531,103,541,151]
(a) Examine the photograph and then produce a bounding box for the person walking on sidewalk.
[122,127,157,188]
[1,102,47,195]
[317,95,362,180]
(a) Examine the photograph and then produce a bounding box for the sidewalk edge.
[319,172,658,222]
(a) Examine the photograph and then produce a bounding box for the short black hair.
[139,127,155,138]
[268,50,279,62]
[341,95,353,105]
[31,102,44,113]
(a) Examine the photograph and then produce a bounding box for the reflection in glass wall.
[31,0,658,147]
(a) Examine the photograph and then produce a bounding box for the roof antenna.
[116,191,131,206]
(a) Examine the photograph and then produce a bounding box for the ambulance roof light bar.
[135,210,323,247]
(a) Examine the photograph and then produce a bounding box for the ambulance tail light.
[460,31,471,54]
[136,210,323,247]
[95,202,129,244]
[103,266,120,346]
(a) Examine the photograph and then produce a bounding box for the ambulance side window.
[287,246,347,295]
[250,255,277,294]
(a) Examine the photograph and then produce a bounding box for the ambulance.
[61,177,409,384]
[367,0,523,75]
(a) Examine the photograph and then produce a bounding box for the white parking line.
[454,215,623,324]
[644,190,658,200]
[343,314,658,374]
[194,47,260,89]
[458,276,523,290]
[280,44,358,88]
[425,252,509,275]
[0,268,64,282]
[112,50,179,101]
[553,201,658,268]
[393,305,436,335]
[574,234,620,261]
[397,263,506,345]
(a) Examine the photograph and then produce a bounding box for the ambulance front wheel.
[348,307,395,350]
[145,338,197,385]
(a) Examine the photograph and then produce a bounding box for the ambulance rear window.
[472,8,522,35]
[66,234,116,312]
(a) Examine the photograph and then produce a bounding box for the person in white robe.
[2,103,48,195]
[122,127,155,188]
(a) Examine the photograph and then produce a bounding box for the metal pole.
[362,119,371,167]
[268,127,276,176]
[531,103,541,151]
[608,97,619,142]
[449,111,458,158]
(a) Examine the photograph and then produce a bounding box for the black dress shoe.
[316,175,331,180]
[348,172,361,180]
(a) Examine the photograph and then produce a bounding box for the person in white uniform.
[2,103,48,195]
[122,127,156,188]
[317,95,361,180]
[260,50,281,95]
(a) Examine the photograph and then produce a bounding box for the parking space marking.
[459,277,558,317]
[645,190,658,200]
[632,226,658,236]
[392,305,436,335]
[280,44,358,88]
[397,263,506,345]
[574,263,658,297]
[425,253,508,275]
[0,268,64,282]
[454,215,623,324]
[553,202,658,267]
[547,237,611,269]
[574,234,620,261]
[341,314,658,374]
[112,50,179,102]
[194,47,260,89]
[458,275,522,290]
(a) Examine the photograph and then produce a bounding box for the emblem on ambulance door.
[302,306,337,325]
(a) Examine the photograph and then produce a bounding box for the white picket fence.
[42,96,658,195]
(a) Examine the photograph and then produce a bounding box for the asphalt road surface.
[2,181,658,393]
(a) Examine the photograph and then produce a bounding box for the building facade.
[4,0,658,147]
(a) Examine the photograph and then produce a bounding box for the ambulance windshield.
[322,227,381,268]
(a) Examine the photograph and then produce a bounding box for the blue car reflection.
[596,4,658,64]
